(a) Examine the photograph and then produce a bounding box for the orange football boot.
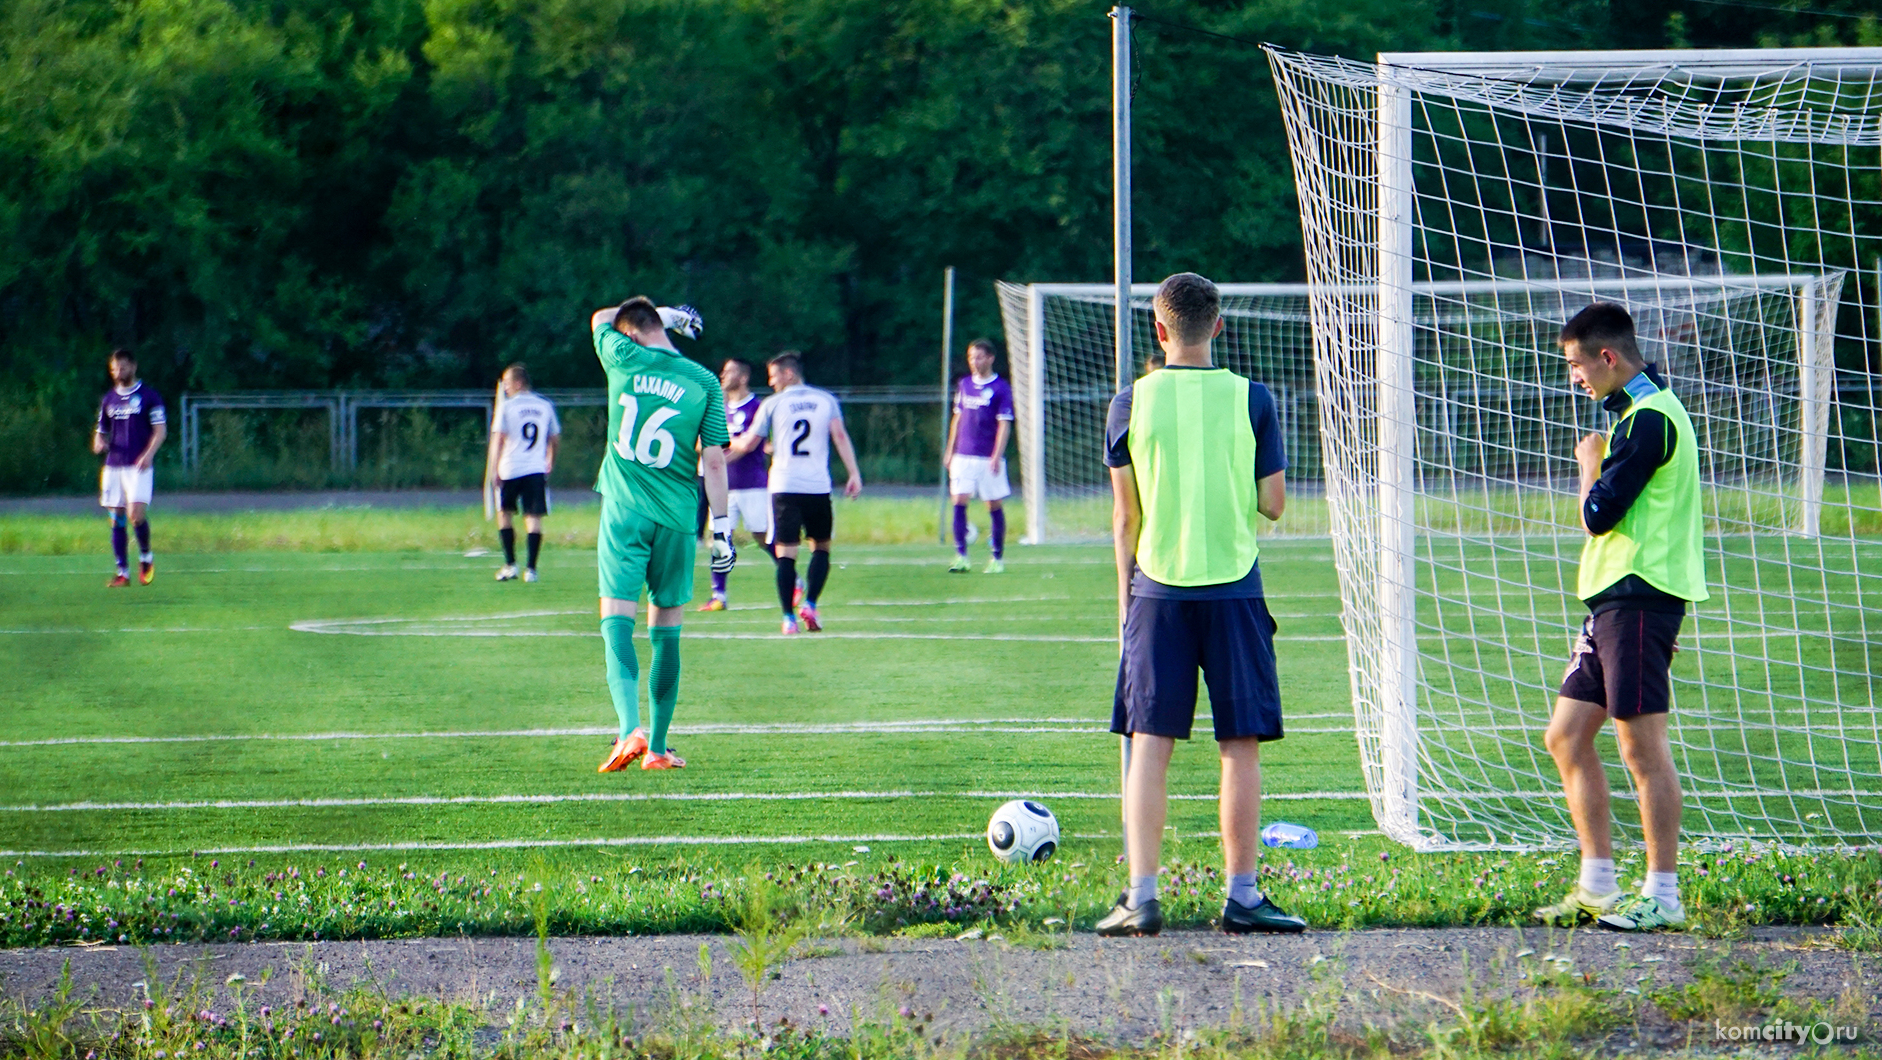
[598,728,649,772]
[695,598,727,612]
[641,749,686,770]
[107,573,131,588]
[138,561,154,586]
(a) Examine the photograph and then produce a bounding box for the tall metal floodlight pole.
[1111,4,1133,861]
[937,266,956,545]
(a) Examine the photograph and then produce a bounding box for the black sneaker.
[1220,895,1307,934]
[1095,893,1162,937]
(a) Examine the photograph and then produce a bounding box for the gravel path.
[1,928,1873,1047]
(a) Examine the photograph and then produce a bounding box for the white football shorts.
[100,465,154,509]
[948,454,1011,501]
[728,487,771,533]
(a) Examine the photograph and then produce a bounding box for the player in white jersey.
[727,352,862,634]
[486,363,562,582]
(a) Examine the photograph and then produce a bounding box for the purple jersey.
[97,383,165,467]
[952,374,1014,458]
[724,393,769,490]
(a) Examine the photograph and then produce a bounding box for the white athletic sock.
[1579,857,1617,896]
[1642,871,1682,910]
[1228,872,1263,908]
[1127,875,1158,910]
[138,552,153,564]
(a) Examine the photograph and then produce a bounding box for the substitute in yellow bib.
[1538,302,1706,935]
[1096,273,1304,938]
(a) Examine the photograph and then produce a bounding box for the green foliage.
[1,0,1870,493]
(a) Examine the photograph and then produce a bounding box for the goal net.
[1266,46,1882,850]
[994,282,1325,543]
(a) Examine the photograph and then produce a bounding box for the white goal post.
[1265,46,1882,850]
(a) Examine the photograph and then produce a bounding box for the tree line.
[1,0,1872,491]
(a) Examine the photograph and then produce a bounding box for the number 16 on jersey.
[616,394,679,469]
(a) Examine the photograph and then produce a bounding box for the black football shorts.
[1111,595,1283,742]
[1559,609,1684,719]
[768,492,834,546]
[498,473,550,517]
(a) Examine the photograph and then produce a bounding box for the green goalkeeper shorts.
[597,497,696,607]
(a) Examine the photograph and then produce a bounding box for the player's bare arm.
[700,446,729,519]
[726,428,764,459]
[1257,470,1286,522]
[545,432,558,476]
[91,427,107,455]
[1110,464,1142,629]
[989,418,1011,478]
[941,410,960,467]
[830,417,864,498]
[136,421,166,471]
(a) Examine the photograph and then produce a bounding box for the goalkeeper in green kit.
[592,297,734,773]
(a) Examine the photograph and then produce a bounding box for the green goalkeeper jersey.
[593,323,728,532]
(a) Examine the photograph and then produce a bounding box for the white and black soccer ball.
[986,799,1059,864]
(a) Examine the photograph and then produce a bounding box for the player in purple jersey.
[698,357,778,610]
[91,349,166,587]
[941,339,1015,573]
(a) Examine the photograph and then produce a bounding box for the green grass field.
[5,501,1882,948]
[0,526,1367,858]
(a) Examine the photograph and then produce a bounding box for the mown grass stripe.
[0,789,1379,813]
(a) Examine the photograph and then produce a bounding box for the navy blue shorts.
[1111,595,1283,742]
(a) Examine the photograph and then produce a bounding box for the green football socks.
[601,615,640,739]
[649,626,681,755]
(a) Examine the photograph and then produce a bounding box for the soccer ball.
[986,799,1059,864]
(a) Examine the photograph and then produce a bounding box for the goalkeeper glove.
[709,515,736,574]
[658,304,703,339]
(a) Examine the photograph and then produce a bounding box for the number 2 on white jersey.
[615,395,680,469]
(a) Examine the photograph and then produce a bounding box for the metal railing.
[178,387,944,472]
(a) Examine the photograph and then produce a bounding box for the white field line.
[287,617,1349,644]
[0,834,992,857]
[0,721,1362,749]
[0,626,278,634]
[0,789,1374,813]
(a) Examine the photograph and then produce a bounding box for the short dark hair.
[1559,302,1642,364]
[503,362,531,388]
[1153,273,1219,344]
[1143,351,1165,373]
[767,351,804,379]
[109,347,135,365]
[966,338,997,357]
[613,296,663,333]
[721,357,753,381]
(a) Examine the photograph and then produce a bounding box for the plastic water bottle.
[1260,822,1318,849]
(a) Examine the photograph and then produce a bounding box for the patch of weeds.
[996,920,1070,952]
[895,921,965,940]
[1649,957,1792,1023]
[0,961,89,1059]
[1835,903,1882,953]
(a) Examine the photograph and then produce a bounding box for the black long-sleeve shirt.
[1582,365,1687,615]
